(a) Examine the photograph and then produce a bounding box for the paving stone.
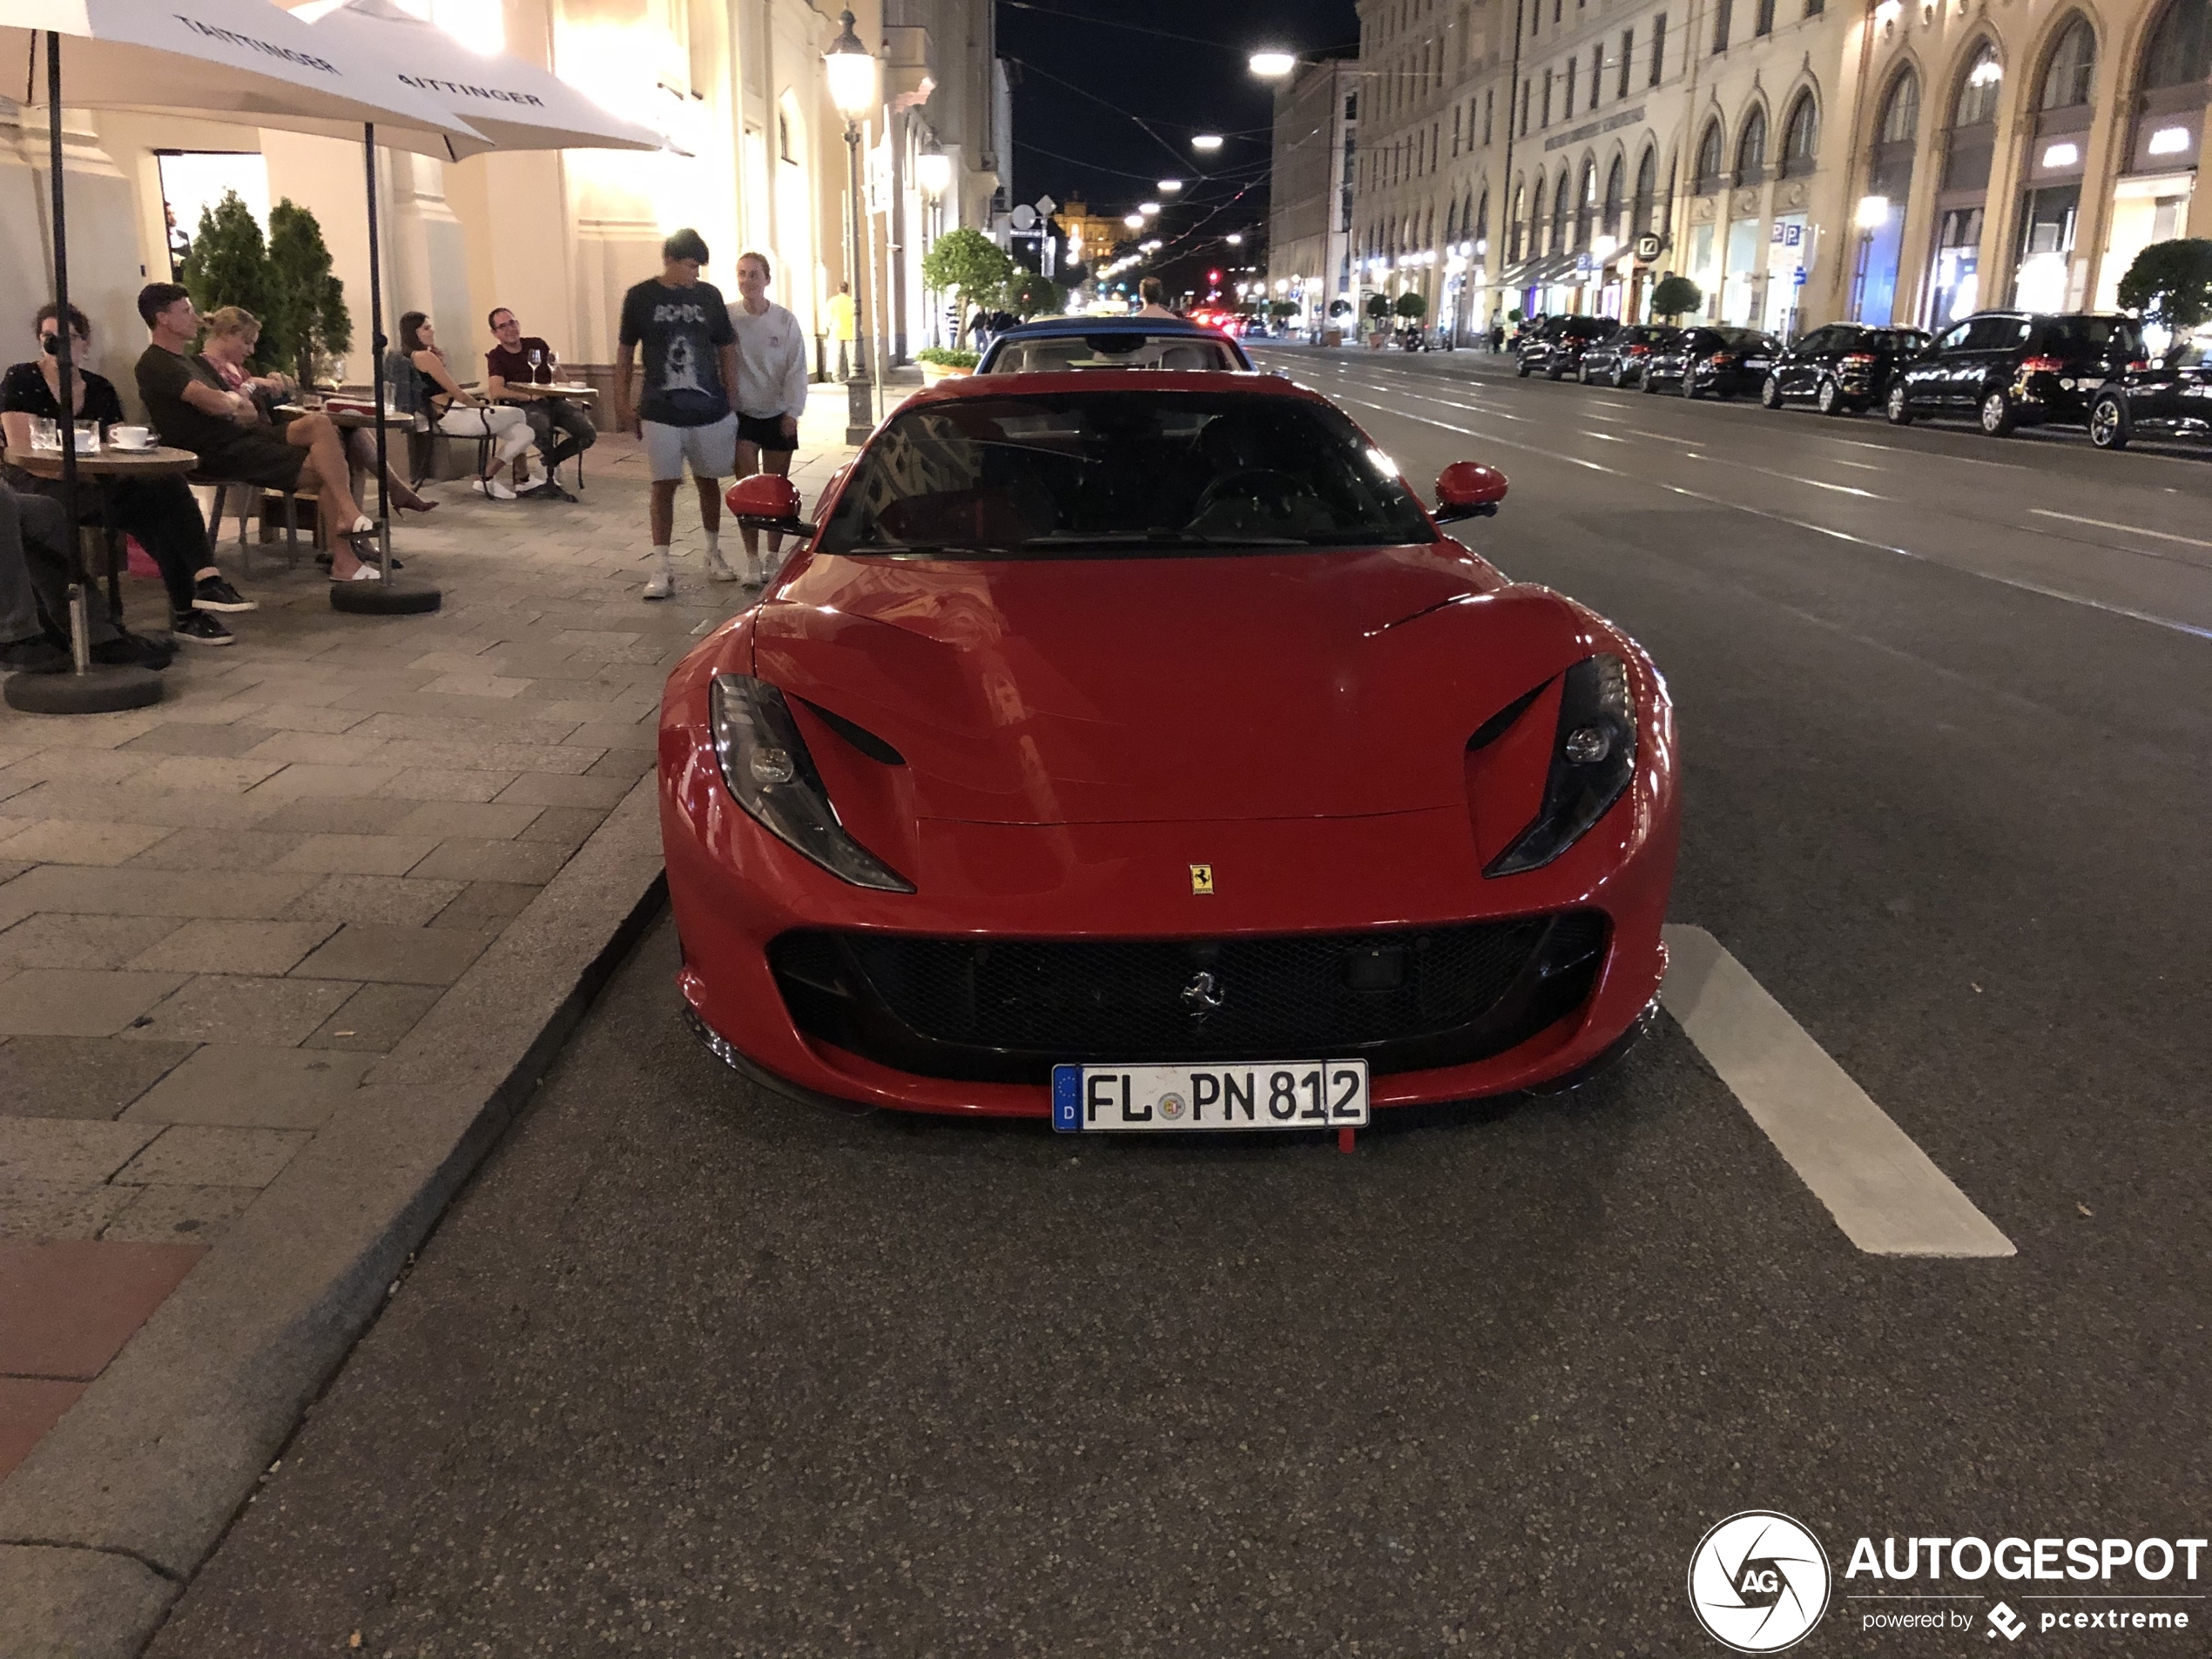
[492,770,635,809]
[139,756,288,794]
[0,820,175,867]
[0,750,157,789]
[407,836,575,885]
[0,1239,204,1375]
[388,799,544,840]
[238,730,395,766]
[125,975,357,1048]
[0,1179,140,1242]
[113,1125,311,1189]
[429,881,541,931]
[120,1044,374,1130]
[0,970,192,1038]
[563,719,658,752]
[97,1184,260,1245]
[242,762,406,800]
[374,738,603,775]
[382,767,517,803]
[118,724,281,759]
[515,806,608,848]
[273,833,443,877]
[585,747,656,782]
[250,795,423,835]
[300,982,444,1052]
[125,920,340,977]
[0,867,319,929]
[0,781,286,832]
[419,671,531,698]
[0,1376,86,1477]
[291,923,496,987]
[274,873,466,927]
[0,1038,198,1121]
[0,915,186,972]
[0,1118,163,1186]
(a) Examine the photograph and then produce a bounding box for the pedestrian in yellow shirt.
[826,281,856,380]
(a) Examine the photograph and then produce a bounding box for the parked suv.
[1581,324,1678,388]
[1759,323,1931,415]
[1518,314,1618,379]
[1643,326,1779,398]
[2088,335,2212,448]
[1885,311,2146,435]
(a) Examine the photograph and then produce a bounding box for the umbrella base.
[331,577,442,616]
[3,664,164,714]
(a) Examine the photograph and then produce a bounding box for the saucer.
[110,441,155,454]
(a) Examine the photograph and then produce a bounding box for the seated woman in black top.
[0,302,253,645]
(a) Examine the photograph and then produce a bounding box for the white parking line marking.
[2028,508,2212,550]
[1661,926,2015,1258]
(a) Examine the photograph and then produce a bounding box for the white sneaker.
[705,550,739,583]
[473,476,516,502]
[516,474,554,496]
[643,563,674,600]
[742,555,764,587]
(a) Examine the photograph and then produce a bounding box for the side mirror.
[1434,462,1507,523]
[726,474,814,535]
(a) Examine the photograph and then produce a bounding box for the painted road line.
[2028,507,2212,551]
[1661,925,2015,1259]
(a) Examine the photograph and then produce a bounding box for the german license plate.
[1051,1061,1369,1132]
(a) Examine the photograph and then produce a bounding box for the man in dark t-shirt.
[485,307,593,497]
[613,228,740,600]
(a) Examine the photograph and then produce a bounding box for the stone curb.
[0,770,671,1659]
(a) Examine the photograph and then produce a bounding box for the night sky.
[998,0,1359,293]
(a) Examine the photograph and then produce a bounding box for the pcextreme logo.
[1688,1511,1833,1652]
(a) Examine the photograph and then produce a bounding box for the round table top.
[4,444,199,477]
[504,383,597,399]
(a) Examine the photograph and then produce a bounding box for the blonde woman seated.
[400,311,536,499]
[198,307,434,516]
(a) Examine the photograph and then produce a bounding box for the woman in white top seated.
[400,312,536,499]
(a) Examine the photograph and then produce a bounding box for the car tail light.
[1840,353,1877,368]
[1706,351,1730,365]
[2020,355,2063,374]
[1627,345,1651,357]
[2128,358,2149,372]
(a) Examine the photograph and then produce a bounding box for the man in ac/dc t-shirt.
[614,228,739,600]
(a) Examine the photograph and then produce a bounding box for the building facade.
[1309,0,2212,340]
[1266,57,1361,333]
[0,0,1006,406]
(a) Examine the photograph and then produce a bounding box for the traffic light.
[1208,268,1223,285]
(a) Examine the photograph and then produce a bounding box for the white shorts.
[642,415,738,482]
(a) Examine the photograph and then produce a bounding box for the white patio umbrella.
[0,2,487,705]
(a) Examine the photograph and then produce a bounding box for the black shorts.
[196,429,308,491]
[735,412,798,454]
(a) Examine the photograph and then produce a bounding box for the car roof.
[899,368,1314,408]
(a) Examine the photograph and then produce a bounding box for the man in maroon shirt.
[485,307,594,500]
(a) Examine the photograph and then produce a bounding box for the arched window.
[1780,92,1819,175]
[1475,188,1490,249]
[1954,40,2004,127]
[1603,154,1626,233]
[1577,158,1599,246]
[1737,104,1768,176]
[1552,170,1573,251]
[1695,118,1725,191]
[2143,0,2212,89]
[2040,17,2097,107]
[1510,180,1527,260]
[1878,68,1920,144]
[1634,145,1658,227]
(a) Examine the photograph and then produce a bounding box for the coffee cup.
[110,425,152,450]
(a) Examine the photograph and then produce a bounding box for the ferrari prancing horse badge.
[1189,864,1214,895]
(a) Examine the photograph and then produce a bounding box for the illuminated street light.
[1191,133,1224,152]
[914,152,952,199]
[1225,233,1243,246]
[1139,201,1161,216]
[1124,212,1145,229]
[1158,179,1183,193]
[1855,193,1892,228]
[1249,50,1297,78]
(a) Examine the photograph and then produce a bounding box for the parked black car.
[1518,314,1618,379]
[2087,336,2212,448]
[1885,311,2147,435]
[1642,326,1780,398]
[1758,322,1932,415]
[1579,324,1679,388]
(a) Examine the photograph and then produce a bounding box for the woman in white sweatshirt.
[725,250,812,584]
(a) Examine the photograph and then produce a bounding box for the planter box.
[918,361,974,385]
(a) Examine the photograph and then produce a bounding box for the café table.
[496,383,598,491]
[3,442,199,624]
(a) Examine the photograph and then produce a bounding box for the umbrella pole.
[3,30,159,714]
[330,122,438,617]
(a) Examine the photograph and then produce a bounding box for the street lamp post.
[826,10,879,446]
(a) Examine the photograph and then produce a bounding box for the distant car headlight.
[709,673,914,892]
[1485,654,1637,876]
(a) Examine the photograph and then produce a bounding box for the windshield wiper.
[1019,530,1310,550]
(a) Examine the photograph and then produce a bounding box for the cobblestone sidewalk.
[0,381,857,1489]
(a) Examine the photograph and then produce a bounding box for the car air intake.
[768,912,1609,1083]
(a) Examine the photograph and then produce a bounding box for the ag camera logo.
[1689,1511,1832,1652]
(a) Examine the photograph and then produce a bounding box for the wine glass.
[527,347,544,384]
[542,347,557,386]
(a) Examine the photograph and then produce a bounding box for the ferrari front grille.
[768,912,1608,1084]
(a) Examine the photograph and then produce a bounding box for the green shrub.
[1650,273,1702,321]
[1393,292,1428,320]
[1364,293,1392,321]
[916,347,978,368]
[2117,238,2212,339]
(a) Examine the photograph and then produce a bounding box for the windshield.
[984,334,1241,374]
[2043,316,2142,358]
[816,391,1435,557]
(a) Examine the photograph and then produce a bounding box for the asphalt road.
[144,348,2212,1658]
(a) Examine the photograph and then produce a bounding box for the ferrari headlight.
[709,673,914,892]
[1485,654,1636,876]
